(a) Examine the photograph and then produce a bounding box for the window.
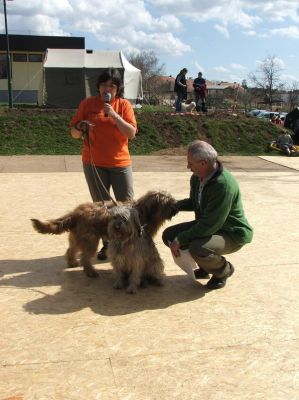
[29,54,43,62]
[13,53,27,62]
[0,54,8,79]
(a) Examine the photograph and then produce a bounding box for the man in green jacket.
[162,140,253,290]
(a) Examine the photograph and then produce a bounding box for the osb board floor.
[0,163,298,399]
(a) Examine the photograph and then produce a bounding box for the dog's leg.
[127,269,142,294]
[66,232,80,268]
[146,258,166,286]
[80,237,100,278]
[112,270,127,290]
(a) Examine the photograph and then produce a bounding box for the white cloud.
[1,0,298,71]
[273,57,286,69]
[244,30,257,36]
[194,62,205,74]
[1,0,190,57]
[213,66,230,73]
[268,26,299,39]
[254,56,286,73]
[3,0,299,37]
[282,73,299,82]
[214,24,230,38]
[231,63,247,70]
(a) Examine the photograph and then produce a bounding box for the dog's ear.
[131,209,142,236]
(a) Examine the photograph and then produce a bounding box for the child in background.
[276,129,295,156]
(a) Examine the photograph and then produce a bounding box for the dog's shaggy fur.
[31,190,178,278]
[107,207,165,294]
[133,190,179,237]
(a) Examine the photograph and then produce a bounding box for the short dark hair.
[96,68,124,97]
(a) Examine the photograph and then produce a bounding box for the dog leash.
[77,120,118,207]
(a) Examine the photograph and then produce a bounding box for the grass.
[0,106,287,156]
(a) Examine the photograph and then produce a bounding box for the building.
[43,49,142,108]
[0,34,85,104]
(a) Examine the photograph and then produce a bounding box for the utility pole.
[3,0,13,108]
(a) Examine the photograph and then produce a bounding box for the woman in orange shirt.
[70,68,137,259]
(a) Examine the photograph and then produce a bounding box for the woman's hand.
[104,104,136,139]
[104,103,118,119]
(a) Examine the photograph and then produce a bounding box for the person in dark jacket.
[162,140,253,290]
[193,72,207,112]
[174,68,188,112]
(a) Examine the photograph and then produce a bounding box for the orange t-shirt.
[70,96,137,167]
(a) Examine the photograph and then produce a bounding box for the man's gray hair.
[187,140,218,163]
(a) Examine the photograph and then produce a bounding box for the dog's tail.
[31,213,75,235]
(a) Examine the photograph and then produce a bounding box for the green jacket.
[177,163,253,246]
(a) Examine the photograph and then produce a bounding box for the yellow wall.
[0,52,44,92]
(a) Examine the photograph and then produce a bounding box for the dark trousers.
[194,92,206,112]
[162,221,242,278]
[175,90,185,112]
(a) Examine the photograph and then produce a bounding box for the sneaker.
[97,243,108,261]
[206,263,235,290]
[194,268,210,279]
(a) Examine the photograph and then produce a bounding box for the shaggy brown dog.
[31,201,116,277]
[107,207,165,294]
[31,190,178,278]
[133,190,179,237]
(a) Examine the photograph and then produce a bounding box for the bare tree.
[286,81,299,111]
[126,51,165,103]
[249,55,283,110]
[127,50,165,82]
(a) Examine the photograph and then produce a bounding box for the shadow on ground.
[0,256,205,316]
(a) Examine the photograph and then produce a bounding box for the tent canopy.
[43,49,143,108]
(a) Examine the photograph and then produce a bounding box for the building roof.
[0,34,85,52]
[44,49,140,72]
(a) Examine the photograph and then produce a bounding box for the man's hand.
[170,239,180,257]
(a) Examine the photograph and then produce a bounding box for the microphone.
[104,92,111,117]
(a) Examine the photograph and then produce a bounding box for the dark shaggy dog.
[31,191,178,278]
[107,207,165,294]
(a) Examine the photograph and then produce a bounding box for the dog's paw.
[84,266,99,278]
[154,277,165,287]
[113,280,125,290]
[126,284,137,294]
[140,278,149,288]
[67,260,80,268]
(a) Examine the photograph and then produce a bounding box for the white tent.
[43,49,143,108]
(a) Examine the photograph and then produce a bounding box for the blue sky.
[1,0,298,85]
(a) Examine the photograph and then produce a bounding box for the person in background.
[193,72,207,112]
[276,129,296,156]
[272,115,282,125]
[162,140,253,290]
[174,68,188,112]
[70,68,137,260]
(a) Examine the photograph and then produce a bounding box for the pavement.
[0,155,298,400]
